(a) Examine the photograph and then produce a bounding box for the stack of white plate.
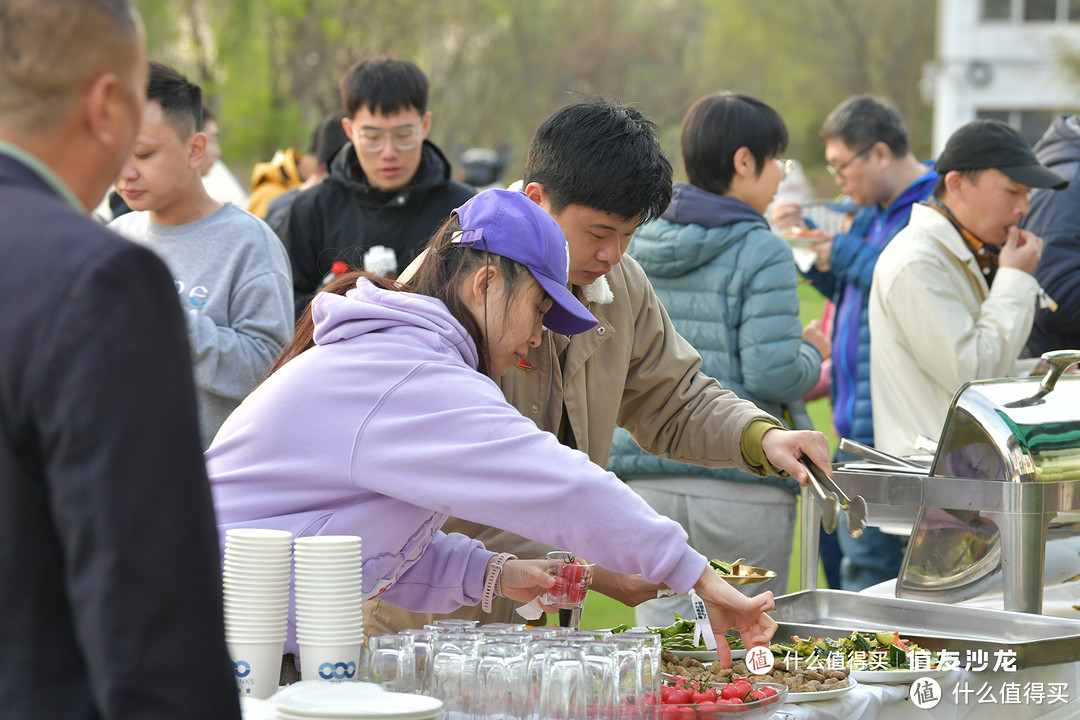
[294,535,365,682]
[273,682,441,720]
[223,528,294,700]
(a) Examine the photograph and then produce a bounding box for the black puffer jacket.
[1020,115,1080,356]
[274,139,475,317]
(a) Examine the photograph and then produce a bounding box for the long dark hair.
[264,216,533,379]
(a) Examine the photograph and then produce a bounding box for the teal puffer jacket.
[608,185,823,495]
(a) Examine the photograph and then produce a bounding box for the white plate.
[849,667,955,685]
[786,676,858,703]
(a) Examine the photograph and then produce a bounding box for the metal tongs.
[801,454,867,538]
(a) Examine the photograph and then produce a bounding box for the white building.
[930,0,1080,153]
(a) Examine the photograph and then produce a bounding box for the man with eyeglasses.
[770,94,936,592]
[274,56,474,318]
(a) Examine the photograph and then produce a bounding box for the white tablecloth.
[775,660,1080,719]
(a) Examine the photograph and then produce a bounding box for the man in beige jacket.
[366,100,832,633]
[869,119,1067,457]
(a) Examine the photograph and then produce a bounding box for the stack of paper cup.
[223,528,293,700]
[293,535,365,682]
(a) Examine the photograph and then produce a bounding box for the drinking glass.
[536,643,588,720]
[367,633,416,693]
[471,640,531,719]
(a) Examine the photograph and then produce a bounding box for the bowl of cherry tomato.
[659,675,788,719]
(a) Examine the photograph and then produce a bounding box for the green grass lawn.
[578,281,836,630]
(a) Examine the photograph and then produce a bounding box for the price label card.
[687,588,717,650]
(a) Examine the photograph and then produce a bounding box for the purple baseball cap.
[451,189,597,336]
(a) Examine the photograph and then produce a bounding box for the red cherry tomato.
[700,688,719,702]
[747,688,767,702]
[661,705,683,720]
[566,582,587,603]
[720,684,743,701]
[561,561,586,584]
[669,675,689,689]
[549,576,567,597]
[666,689,691,705]
[696,700,720,719]
[760,685,778,698]
[677,707,697,720]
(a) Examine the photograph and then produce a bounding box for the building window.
[983,0,1012,18]
[983,0,1080,20]
[1025,0,1058,19]
[976,109,1058,145]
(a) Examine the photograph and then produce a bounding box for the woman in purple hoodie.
[208,189,813,663]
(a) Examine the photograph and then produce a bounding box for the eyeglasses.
[776,158,795,178]
[356,123,422,153]
[826,142,877,178]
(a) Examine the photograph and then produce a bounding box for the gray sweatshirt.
[110,203,293,448]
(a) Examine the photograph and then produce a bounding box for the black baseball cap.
[935,119,1068,190]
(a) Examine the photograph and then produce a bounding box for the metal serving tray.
[772,590,1080,668]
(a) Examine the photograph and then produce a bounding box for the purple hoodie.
[207,279,705,640]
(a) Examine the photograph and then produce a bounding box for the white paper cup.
[227,638,285,700]
[222,579,290,592]
[226,528,294,543]
[294,592,363,603]
[298,642,365,682]
[294,535,361,548]
[224,623,288,638]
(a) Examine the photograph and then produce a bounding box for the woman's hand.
[590,565,671,607]
[496,558,555,604]
[694,567,776,668]
[761,428,832,486]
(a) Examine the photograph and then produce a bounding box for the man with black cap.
[868,119,1068,457]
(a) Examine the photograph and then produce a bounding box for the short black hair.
[523,98,672,224]
[147,61,202,140]
[310,110,349,167]
[339,56,428,118]
[821,94,910,157]
[681,92,788,196]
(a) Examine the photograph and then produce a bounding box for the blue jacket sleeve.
[738,231,823,402]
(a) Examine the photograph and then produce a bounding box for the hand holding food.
[495,558,556,604]
[999,226,1043,274]
[769,199,805,231]
[692,566,776,668]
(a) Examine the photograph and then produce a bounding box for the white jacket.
[869,204,1038,456]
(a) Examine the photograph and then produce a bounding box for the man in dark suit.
[0,1,241,718]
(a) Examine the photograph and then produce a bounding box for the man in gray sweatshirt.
[110,61,293,448]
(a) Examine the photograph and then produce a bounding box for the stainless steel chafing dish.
[800,350,1080,615]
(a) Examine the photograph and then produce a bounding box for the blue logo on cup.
[234,660,251,677]
[318,661,357,680]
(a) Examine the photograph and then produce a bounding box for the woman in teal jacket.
[608,92,830,625]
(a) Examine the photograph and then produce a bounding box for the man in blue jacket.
[0,1,241,717]
[771,95,937,591]
[1019,114,1080,356]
